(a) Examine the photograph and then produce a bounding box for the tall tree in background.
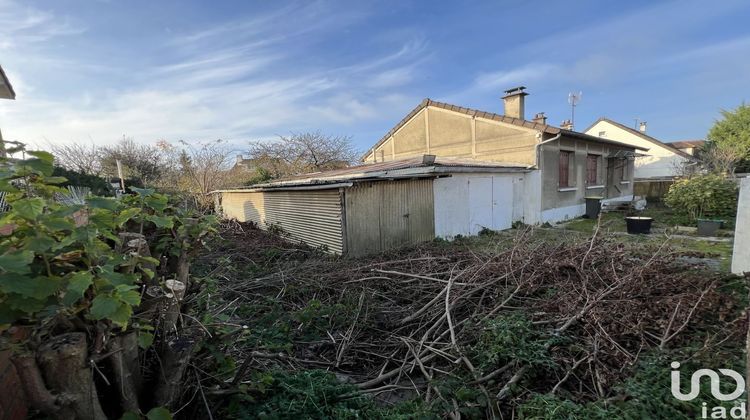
[703,103,750,174]
[170,139,246,206]
[247,131,358,179]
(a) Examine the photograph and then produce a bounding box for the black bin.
[625,216,653,234]
[585,196,603,219]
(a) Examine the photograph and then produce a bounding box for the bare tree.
[247,131,359,179]
[100,137,167,184]
[49,142,103,175]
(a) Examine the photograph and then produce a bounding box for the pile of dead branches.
[190,222,745,417]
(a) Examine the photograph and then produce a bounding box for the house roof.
[0,65,15,100]
[584,117,693,159]
[669,140,705,149]
[362,99,647,161]
[214,156,531,192]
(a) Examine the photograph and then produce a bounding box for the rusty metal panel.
[220,192,265,224]
[345,179,434,256]
[263,189,344,254]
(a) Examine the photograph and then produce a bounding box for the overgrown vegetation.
[664,173,738,223]
[0,140,216,418]
[186,221,746,419]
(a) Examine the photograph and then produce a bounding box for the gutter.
[534,133,562,168]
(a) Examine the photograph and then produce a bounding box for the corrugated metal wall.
[263,190,344,254]
[220,189,345,254]
[345,179,435,256]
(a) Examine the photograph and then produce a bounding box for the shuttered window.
[559,151,572,187]
[586,154,598,184]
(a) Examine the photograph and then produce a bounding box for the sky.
[0,0,749,155]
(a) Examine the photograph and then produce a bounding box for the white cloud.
[0,1,431,149]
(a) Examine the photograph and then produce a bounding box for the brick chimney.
[502,86,528,120]
[561,119,574,130]
[532,112,547,125]
[639,121,647,133]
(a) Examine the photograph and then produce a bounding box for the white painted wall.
[434,173,520,238]
[585,120,689,179]
[732,178,750,275]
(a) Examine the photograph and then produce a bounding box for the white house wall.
[585,121,688,179]
[434,173,530,238]
[732,177,750,275]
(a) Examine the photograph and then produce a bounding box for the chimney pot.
[236,154,243,164]
[561,119,574,130]
[639,121,647,133]
[532,112,547,125]
[502,86,528,120]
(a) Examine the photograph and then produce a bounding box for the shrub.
[664,174,738,223]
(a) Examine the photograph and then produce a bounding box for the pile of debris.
[191,221,745,417]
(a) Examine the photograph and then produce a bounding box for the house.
[668,140,705,156]
[361,87,645,223]
[216,87,645,255]
[583,118,694,179]
[0,65,15,100]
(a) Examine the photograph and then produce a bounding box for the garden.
[1,141,746,419]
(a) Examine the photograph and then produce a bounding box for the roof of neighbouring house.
[362,99,647,161]
[584,117,694,159]
[668,140,706,149]
[0,65,15,100]
[214,156,531,192]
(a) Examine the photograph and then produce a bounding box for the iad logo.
[670,361,746,419]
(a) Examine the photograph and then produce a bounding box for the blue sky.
[0,0,749,154]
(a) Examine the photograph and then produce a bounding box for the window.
[559,151,572,187]
[598,131,606,137]
[586,154,599,184]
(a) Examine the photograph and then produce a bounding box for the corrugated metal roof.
[214,156,530,192]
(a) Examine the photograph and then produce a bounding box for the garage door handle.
[403,213,410,218]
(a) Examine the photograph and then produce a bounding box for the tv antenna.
[568,91,582,128]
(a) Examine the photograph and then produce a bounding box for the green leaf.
[24,235,55,253]
[27,150,54,165]
[12,198,45,220]
[118,289,141,306]
[146,214,174,229]
[43,176,68,184]
[0,274,62,300]
[137,331,154,349]
[42,216,76,232]
[119,412,141,420]
[144,195,168,212]
[131,187,155,197]
[87,196,119,211]
[115,208,141,227]
[63,272,94,306]
[146,407,172,420]
[108,302,132,328]
[21,151,54,176]
[89,295,120,319]
[0,250,34,273]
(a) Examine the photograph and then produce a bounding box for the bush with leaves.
[0,140,216,419]
[664,174,738,223]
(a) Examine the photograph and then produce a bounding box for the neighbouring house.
[216,87,645,255]
[584,118,695,179]
[233,155,256,171]
[668,140,705,156]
